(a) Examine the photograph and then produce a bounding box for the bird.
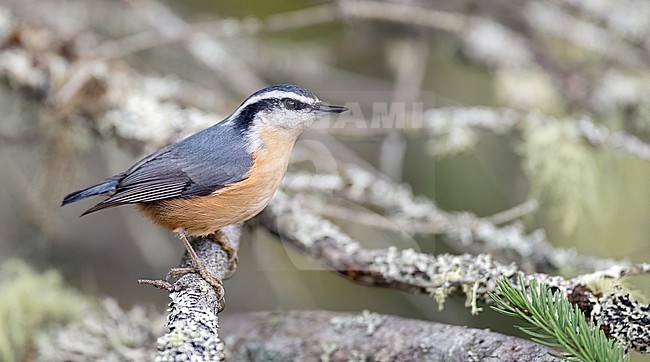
[62,84,348,296]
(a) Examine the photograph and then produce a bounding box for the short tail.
[61,176,120,207]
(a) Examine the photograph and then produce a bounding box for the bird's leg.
[177,231,225,302]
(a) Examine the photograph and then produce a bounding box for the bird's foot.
[177,231,226,310]
[166,266,225,311]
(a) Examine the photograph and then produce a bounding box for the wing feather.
[81,124,253,215]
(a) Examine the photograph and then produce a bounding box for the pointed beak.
[315,103,349,114]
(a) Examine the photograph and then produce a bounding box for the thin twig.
[338,0,467,33]
[485,199,539,225]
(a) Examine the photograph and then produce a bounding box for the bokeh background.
[1,0,649,360]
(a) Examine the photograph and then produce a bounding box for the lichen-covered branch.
[357,0,650,114]
[36,299,159,361]
[221,310,562,361]
[337,0,467,33]
[124,0,267,96]
[331,106,650,162]
[261,189,650,352]
[2,263,562,361]
[149,225,241,361]
[421,108,650,161]
[279,165,627,275]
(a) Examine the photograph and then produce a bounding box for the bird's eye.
[283,98,297,110]
[283,98,308,110]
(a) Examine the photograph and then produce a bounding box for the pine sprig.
[489,273,629,362]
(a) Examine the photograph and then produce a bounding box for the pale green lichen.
[585,277,648,304]
[370,249,519,312]
[0,260,88,362]
[463,281,483,315]
[283,164,623,275]
[155,276,225,361]
[37,298,158,361]
[0,7,15,42]
[331,310,385,336]
[463,18,533,68]
[320,342,338,362]
[156,319,224,361]
[281,172,345,193]
[348,349,367,362]
[272,190,360,254]
[101,72,219,149]
[422,107,520,155]
[525,1,642,64]
[429,287,451,311]
[591,70,650,112]
[496,67,563,112]
[522,116,602,235]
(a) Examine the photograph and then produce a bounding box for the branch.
[0,260,557,360]
[2,260,561,360]
[221,310,562,361]
[149,225,241,361]
[421,107,650,161]
[577,117,650,160]
[279,166,627,274]
[124,0,266,96]
[337,0,466,33]
[2,260,560,360]
[330,106,650,162]
[260,189,650,352]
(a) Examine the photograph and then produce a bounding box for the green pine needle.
[488,273,629,362]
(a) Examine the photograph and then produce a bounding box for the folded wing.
[82,124,254,215]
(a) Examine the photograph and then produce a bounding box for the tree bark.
[221,310,561,361]
[152,225,240,361]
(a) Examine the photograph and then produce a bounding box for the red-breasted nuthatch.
[62,84,348,292]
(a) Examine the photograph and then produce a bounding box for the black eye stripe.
[282,98,307,110]
[238,97,309,118]
[232,96,313,131]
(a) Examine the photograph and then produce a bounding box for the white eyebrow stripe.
[225,90,320,128]
[237,91,318,110]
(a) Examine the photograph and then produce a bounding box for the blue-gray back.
[83,122,253,213]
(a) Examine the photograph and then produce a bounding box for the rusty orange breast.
[137,124,298,236]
